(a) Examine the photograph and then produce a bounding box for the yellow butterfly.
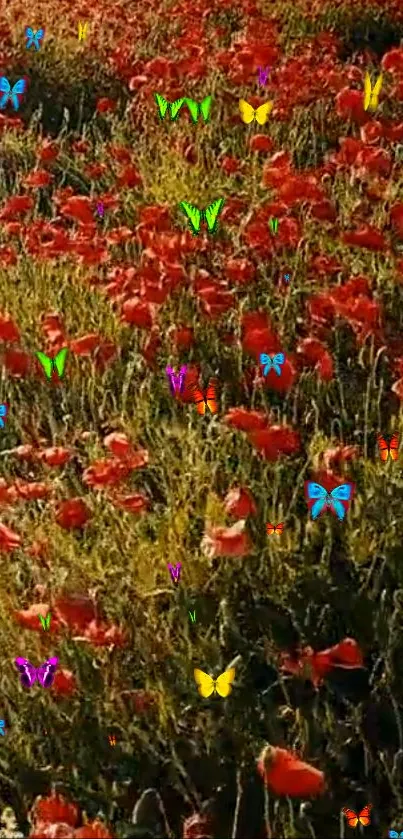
[194,667,236,698]
[363,72,383,111]
[239,99,273,125]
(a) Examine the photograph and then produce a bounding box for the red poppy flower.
[123,689,158,713]
[382,47,403,73]
[82,620,126,648]
[31,793,80,828]
[297,338,334,381]
[170,325,194,349]
[0,313,20,342]
[14,603,59,632]
[261,355,297,393]
[69,333,100,355]
[224,487,257,518]
[0,522,21,551]
[55,498,91,529]
[242,311,280,358]
[0,245,17,265]
[116,164,142,188]
[322,445,359,470]
[40,447,71,467]
[23,169,53,188]
[258,744,325,797]
[247,425,301,461]
[0,195,34,219]
[121,298,155,328]
[75,819,115,838]
[225,257,256,287]
[0,479,17,505]
[335,87,366,124]
[342,224,388,252]
[37,140,59,162]
[54,593,97,630]
[280,637,363,687]
[41,313,67,345]
[202,520,252,559]
[96,97,116,114]
[111,493,150,514]
[83,458,130,488]
[14,480,51,501]
[60,196,94,225]
[249,134,274,153]
[223,408,269,432]
[391,203,403,238]
[52,668,77,697]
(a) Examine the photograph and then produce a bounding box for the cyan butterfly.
[0,404,8,428]
[0,77,27,110]
[25,27,45,50]
[389,831,403,838]
[260,353,285,376]
[305,481,354,521]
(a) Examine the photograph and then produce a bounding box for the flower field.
[1,0,403,835]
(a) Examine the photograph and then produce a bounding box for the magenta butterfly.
[15,656,59,688]
[166,365,187,396]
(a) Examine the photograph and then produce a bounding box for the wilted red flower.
[55,498,91,529]
[52,668,77,697]
[224,487,257,518]
[202,520,252,559]
[223,408,269,431]
[69,333,100,355]
[75,819,115,838]
[40,447,71,467]
[280,637,364,687]
[0,522,21,551]
[82,620,126,648]
[125,689,158,713]
[117,164,142,188]
[31,793,80,828]
[103,432,133,458]
[14,480,51,501]
[0,245,17,265]
[248,425,301,461]
[323,445,359,470]
[297,338,334,381]
[258,744,325,798]
[225,257,256,287]
[111,493,150,514]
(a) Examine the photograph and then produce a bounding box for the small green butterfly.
[184,95,212,124]
[154,93,185,121]
[36,348,68,380]
[179,198,225,235]
[38,612,51,631]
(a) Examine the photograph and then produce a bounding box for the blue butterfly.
[389,832,403,838]
[305,481,354,521]
[0,404,8,429]
[260,352,285,376]
[0,78,27,110]
[25,27,45,50]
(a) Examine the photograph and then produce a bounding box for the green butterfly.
[36,347,69,380]
[184,95,212,123]
[179,198,225,235]
[38,612,51,631]
[154,93,185,121]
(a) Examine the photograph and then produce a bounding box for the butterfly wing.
[205,380,218,414]
[54,347,68,378]
[363,72,372,111]
[25,26,34,39]
[39,614,46,630]
[215,667,236,698]
[36,351,53,379]
[15,657,37,687]
[274,523,284,533]
[272,352,285,375]
[371,73,382,107]
[388,832,399,838]
[10,79,26,110]
[329,483,354,521]
[0,77,11,109]
[154,93,169,120]
[185,98,199,123]
[204,198,225,233]
[191,386,206,415]
[255,102,273,125]
[377,434,389,461]
[45,613,51,630]
[34,28,45,48]
[239,99,255,124]
[260,353,271,375]
[343,809,358,828]
[305,481,327,519]
[358,805,372,827]
[266,523,275,535]
[169,97,185,120]
[199,94,212,122]
[194,668,215,698]
[37,656,59,688]
[389,433,399,461]
[0,403,7,429]
[179,201,202,235]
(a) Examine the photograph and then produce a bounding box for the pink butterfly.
[166,365,187,396]
[15,656,59,688]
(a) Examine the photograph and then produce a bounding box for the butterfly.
[166,365,187,396]
[194,667,235,698]
[191,380,218,415]
[258,66,270,85]
[78,21,88,41]
[305,481,354,521]
[38,612,51,631]
[25,27,45,50]
[184,95,212,123]
[266,522,284,535]
[0,78,27,110]
[239,99,273,125]
[0,404,8,429]
[389,831,403,838]
[15,656,59,688]
[363,72,382,111]
[342,805,372,828]
[377,433,399,462]
[154,93,185,121]
[36,347,68,380]
[260,352,285,376]
[179,198,225,235]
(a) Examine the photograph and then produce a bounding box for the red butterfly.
[377,433,399,462]
[342,805,372,828]
[191,380,218,415]
[266,522,284,535]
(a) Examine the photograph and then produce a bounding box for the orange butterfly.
[191,380,218,415]
[377,433,399,462]
[266,522,284,535]
[342,805,372,828]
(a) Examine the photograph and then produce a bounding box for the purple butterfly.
[15,656,59,688]
[166,365,187,396]
[258,66,270,86]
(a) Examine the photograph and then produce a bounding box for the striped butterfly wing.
[205,379,218,414]
[377,434,389,462]
[389,433,399,461]
[358,805,372,827]
[343,809,358,828]
[192,386,206,415]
